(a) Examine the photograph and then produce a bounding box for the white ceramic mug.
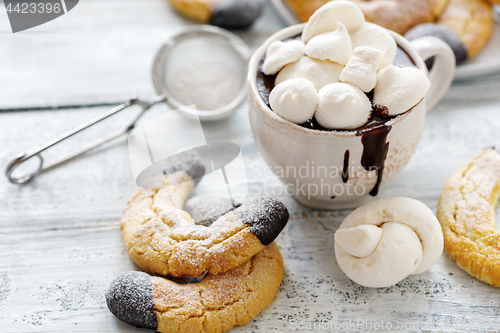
[247,24,455,209]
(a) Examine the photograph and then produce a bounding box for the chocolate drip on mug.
[359,125,391,196]
[342,150,350,183]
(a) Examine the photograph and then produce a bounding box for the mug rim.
[248,23,428,138]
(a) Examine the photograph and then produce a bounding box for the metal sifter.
[5,25,250,184]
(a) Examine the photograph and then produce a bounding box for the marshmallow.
[315,83,371,130]
[262,40,306,75]
[301,1,365,42]
[373,65,430,116]
[275,56,344,91]
[305,22,352,65]
[350,22,397,70]
[269,78,318,124]
[334,197,444,288]
[340,46,381,92]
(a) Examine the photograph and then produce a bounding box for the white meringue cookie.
[334,197,444,288]
[335,225,383,258]
[262,40,306,75]
[301,0,365,42]
[305,22,352,65]
[275,56,344,91]
[373,65,430,116]
[350,22,397,70]
[340,46,381,92]
[315,83,371,130]
[269,78,318,124]
[336,222,423,288]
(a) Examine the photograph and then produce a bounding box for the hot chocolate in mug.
[247,23,455,209]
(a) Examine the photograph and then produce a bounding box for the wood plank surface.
[2,96,500,333]
[2,1,500,333]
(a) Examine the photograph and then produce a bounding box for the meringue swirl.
[334,197,444,288]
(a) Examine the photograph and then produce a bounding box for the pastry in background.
[284,0,449,34]
[406,0,493,62]
[284,0,494,62]
[168,0,264,28]
[434,0,493,58]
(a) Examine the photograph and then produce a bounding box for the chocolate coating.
[136,149,206,189]
[210,0,264,29]
[184,196,238,226]
[405,23,466,65]
[105,272,157,330]
[234,197,289,245]
[163,150,206,182]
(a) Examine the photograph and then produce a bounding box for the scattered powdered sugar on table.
[168,62,241,111]
[0,272,11,307]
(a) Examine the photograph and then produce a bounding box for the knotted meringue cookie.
[340,46,381,92]
[350,22,397,70]
[334,197,444,288]
[301,0,365,42]
[275,56,344,91]
[373,65,430,116]
[315,83,371,130]
[269,78,318,124]
[305,22,352,65]
[262,40,306,75]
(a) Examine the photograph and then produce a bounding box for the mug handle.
[410,36,456,112]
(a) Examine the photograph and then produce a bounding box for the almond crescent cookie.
[437,149,500,287]
[437,0,494,58]
[121,169,289,277]
[283,0,450,35]
[405,0,493,63]
[353,0,450,35]
[167,0,264,28]
[106,242,284,333]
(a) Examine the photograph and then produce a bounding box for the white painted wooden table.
[1,1,500,332]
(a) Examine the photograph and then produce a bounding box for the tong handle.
[5,96,164,184]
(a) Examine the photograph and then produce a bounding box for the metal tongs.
[5,96,165,184]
